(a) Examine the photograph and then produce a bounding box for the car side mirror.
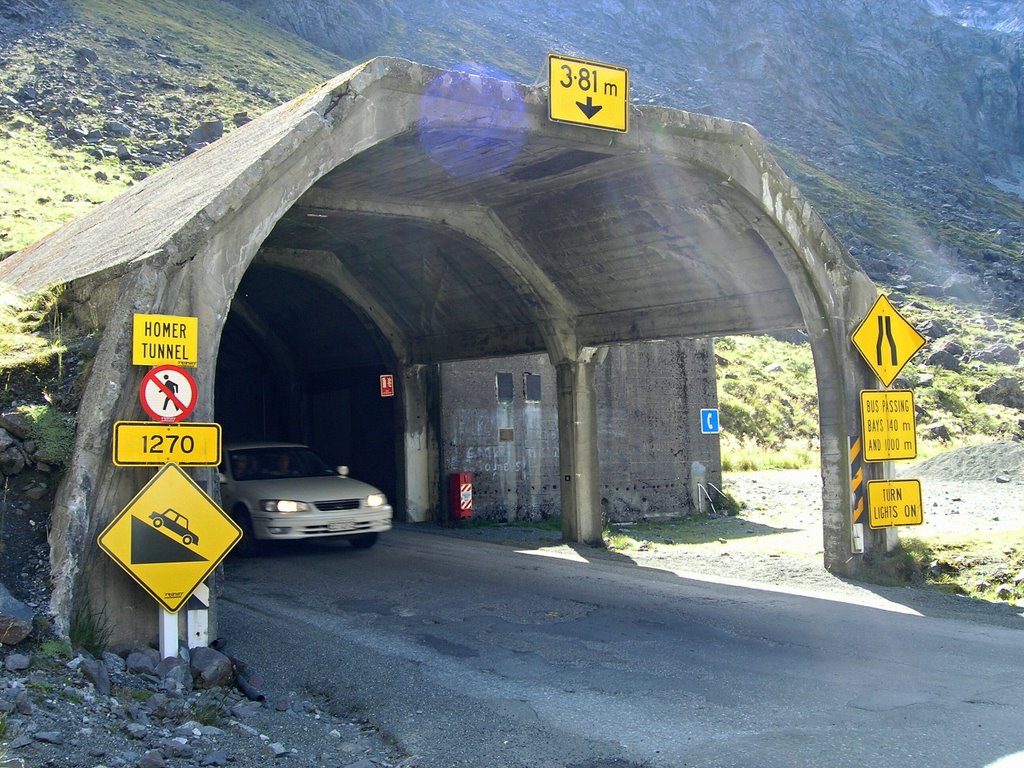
[217,472,226,483]
[336,465,350,477]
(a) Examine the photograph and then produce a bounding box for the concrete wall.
[441,354,561,522]
[440,338,721,524]
[596,340,721,521]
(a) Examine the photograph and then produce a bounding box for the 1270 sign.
[112,421,222,466]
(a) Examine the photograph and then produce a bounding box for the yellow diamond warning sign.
[97,463,241,613]
[851,294,926,387]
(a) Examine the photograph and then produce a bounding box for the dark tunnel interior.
[214,263,400,511]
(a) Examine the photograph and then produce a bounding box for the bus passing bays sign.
[97,463,242,613]
[859,390,917,462]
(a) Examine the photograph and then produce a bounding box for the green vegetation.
[18,404,77,466]
[596,507,1024,606]
[0,0,347,257]
[69,596,113,657]
[0,288,66,372]
[0,121,132,257]
[604,513,814,560]
[893,531,1024,603]
[716,334,820,470]
[715,290,1024,471]
[32,638,73,670]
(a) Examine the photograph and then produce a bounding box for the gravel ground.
[442,442,1024,628]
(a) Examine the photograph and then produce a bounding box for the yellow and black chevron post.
[850,435,864,524]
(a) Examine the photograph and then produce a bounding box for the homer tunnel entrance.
[214,263,400,514]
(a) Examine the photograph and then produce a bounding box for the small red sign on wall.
[380,374,395,397]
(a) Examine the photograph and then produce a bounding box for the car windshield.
[228,447,336,481]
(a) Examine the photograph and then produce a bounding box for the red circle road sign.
[140,365,197,423]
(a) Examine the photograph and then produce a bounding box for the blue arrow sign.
[700,408,720,434]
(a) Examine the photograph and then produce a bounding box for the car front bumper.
[252,505,393,540]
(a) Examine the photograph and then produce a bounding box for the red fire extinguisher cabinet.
[449,472,473,520]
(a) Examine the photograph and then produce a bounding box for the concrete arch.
[0,57,882,642]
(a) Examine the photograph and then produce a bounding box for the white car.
[219,443,392,555]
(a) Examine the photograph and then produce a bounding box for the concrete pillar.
[556,351,604,544]
[401,363,440,523]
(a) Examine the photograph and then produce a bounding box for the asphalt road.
[219,527,1024,768]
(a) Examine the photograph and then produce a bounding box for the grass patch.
[0,287,66,370]
[604,512,806,557]
[69,596,113,657]
[0,118,136,256]
[32,638,73,670]
[188,691,230,726]
[896,530,1024,604]
[17,404,77,466]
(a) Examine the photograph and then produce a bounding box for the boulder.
[0,583,35,645]
[81,655,112,696]
[0,411,32,440]
[977,343,1020,365]
[917,318,948,340]
[126,647,160,674]
[188,119,223,145]
[5,652,31,671]
[976,376,1024,411]
[925,349,961,372]
[922,423,951,442]
[189,646,234,689]
[157,655,194,693]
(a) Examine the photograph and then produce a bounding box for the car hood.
[226,475,385,502]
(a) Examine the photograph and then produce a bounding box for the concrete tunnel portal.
[0,57,885,643]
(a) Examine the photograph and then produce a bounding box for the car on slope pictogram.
[148,508,200,546]
[219,442,392,556]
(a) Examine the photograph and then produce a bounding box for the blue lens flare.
[418,64,529,180]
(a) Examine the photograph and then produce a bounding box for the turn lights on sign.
[867,479,923,528]
[97,463,241,613]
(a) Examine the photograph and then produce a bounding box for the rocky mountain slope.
[4,0,1024,310]
[226,0,1024,310]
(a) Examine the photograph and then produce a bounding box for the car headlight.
[366,493,386,508]
[261,499,311,513]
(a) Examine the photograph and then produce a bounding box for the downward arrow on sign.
[576,96,603,120]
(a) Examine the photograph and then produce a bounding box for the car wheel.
[348,532,378,549]
[231,506,261,557]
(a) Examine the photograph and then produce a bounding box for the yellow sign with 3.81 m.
[548,53,629,133]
